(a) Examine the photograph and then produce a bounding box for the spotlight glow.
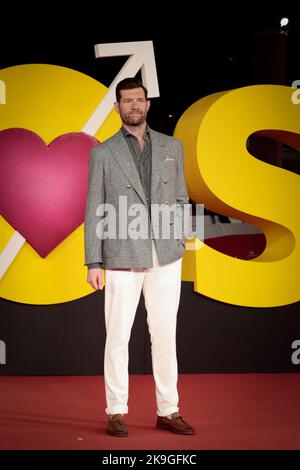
[280,17,289,27]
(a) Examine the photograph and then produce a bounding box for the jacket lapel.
[108,130,148,205]
[149,128,166,200]
[108,127,167,205]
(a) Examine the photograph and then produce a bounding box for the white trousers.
[104,240,183,417]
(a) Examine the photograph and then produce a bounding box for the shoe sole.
[156,421,195,435]
[106,429,128,437]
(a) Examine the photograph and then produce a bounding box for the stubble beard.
[122,111,147,127]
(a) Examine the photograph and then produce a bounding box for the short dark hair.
[116,77,148,103]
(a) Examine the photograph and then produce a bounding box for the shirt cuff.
[87,263,102,270]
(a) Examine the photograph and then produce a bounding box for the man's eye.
[122,99,145,104]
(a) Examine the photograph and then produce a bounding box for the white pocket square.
[164,156,176,161]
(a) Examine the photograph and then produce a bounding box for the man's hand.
[87,268,104,290]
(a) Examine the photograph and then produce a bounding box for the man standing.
[84,78,195,437]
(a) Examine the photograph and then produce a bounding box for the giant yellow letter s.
[175,85,300,308]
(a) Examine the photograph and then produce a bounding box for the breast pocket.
[163,159,177,176]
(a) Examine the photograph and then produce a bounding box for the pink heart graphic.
[0,128,99,257]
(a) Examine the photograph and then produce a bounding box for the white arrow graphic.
[0,41,160,279]
[0,80,6,105]
[0,231,26,279]
[82,41,159,135]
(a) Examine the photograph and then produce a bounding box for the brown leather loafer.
[156,412,195,435]
[106,414,128,437]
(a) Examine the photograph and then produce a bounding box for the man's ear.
[147,100,151,112]
[114,101,120,114]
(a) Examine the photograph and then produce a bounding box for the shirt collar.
[121,125,150,141]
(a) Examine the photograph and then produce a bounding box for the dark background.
[0,7,300,375]
[1,7,299,131]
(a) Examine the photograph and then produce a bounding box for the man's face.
[114,87,150,126]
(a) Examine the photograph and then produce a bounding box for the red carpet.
[0,374,299,450]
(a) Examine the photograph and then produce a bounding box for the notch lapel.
[149,128,166,200]
[108,130,148,206]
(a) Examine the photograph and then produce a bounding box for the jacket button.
[127,184,131,188]
[164,179,168,184]
[164,201,169,204]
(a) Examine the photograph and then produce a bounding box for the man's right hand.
[87,268,104,290]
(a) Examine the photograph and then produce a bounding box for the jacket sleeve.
[84,146,105,266]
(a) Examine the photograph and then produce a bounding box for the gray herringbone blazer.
[84,127,189,269]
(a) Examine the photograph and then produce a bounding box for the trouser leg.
[143,241,183,416]
[104,269,144,415]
